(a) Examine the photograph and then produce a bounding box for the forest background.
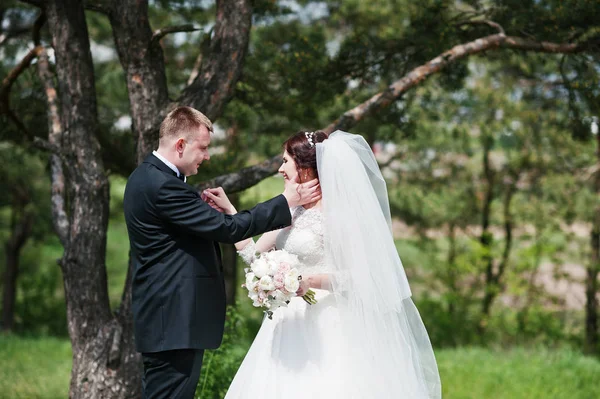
[1,0,600,398]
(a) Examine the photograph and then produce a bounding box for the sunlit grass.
[436,347,600,399]
[0,334,71,399]
[2,334,599,399]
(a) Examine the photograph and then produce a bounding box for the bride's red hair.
[283,131,328,179]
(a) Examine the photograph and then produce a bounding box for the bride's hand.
[202,187,237,215]
[296,278,310,297]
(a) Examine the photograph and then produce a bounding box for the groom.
[123,106,320,399]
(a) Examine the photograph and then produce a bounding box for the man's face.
[178,124,211,177]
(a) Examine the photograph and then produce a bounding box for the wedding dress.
[224,132,441,399]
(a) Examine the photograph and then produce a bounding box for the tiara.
[305,131,315,147]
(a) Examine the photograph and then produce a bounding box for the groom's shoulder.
[126,160,169,192]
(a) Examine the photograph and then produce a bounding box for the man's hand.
[282,178,321,208]
[202,187,237,215]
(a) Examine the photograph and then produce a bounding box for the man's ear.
[175,138,186,154]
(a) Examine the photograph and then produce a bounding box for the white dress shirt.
[152,150,186,183]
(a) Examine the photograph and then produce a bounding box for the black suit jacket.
[123,154,291,353]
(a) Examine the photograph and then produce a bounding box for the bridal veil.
[316,131,442,398]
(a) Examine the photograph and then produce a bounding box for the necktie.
[177,173,185,182]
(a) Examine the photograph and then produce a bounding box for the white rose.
[284,275,300,293]
[268,260,280,275]
[246,280,258,293]
[251,258,270,279]
[245,272,256,287]
[259,275,276,291]
[286,268,299,280]
[249,293,261,307]
[274,290,292,303]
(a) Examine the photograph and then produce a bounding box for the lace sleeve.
[237,239,257,265]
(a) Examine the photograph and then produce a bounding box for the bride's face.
[278,150,300,183]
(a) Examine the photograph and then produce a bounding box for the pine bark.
[43,0,141,397]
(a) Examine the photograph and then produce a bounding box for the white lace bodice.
[238,206,330,274]
[275,207,329,273]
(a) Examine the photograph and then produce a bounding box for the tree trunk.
[517,224,543,335]
[481,171,516,322]
[446,223,457,318]
[477,136,495,336]
[1,204,33,332]
[108,0,170,164]
[43,1,141,397]
[585,131,600,355]
[177,0,253,121]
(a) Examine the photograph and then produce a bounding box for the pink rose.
[279,262,291,273]
[274,272,285,289]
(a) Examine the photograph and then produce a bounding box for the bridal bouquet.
[242,249,317,319]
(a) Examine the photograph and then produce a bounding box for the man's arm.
[155,180,291,244]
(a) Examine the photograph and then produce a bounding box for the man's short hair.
[159,106,213,142]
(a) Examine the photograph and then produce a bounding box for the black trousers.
[142,349,205,399]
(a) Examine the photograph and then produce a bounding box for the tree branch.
[151,24,202,45]
[0,45,43,108]
[455,19,505,36]
[0,45,43,138]
[186,30,213,86]
[200,33,596,193]
[6,108,34,140]
[36,46,70,246]
[178,0,253,121]
[110,0,253,168]
[32,10,45,45]
[323,34,594,134]
[0,11,45,115]
[195,155,282,193]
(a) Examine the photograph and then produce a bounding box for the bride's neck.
[302,199,321,210]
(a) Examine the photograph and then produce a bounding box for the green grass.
[1,334,599,399]
[436,347,600,399]
[0,335,71,399]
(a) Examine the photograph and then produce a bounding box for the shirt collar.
[152,150,186,182]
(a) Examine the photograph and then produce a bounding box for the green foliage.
[11,237,67,336]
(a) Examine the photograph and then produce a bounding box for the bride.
[204,130,441,398]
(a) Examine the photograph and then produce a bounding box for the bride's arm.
[306,274,331,290]
[296,274,332,296]
[235,229,281,253]
[235,228,283,265]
